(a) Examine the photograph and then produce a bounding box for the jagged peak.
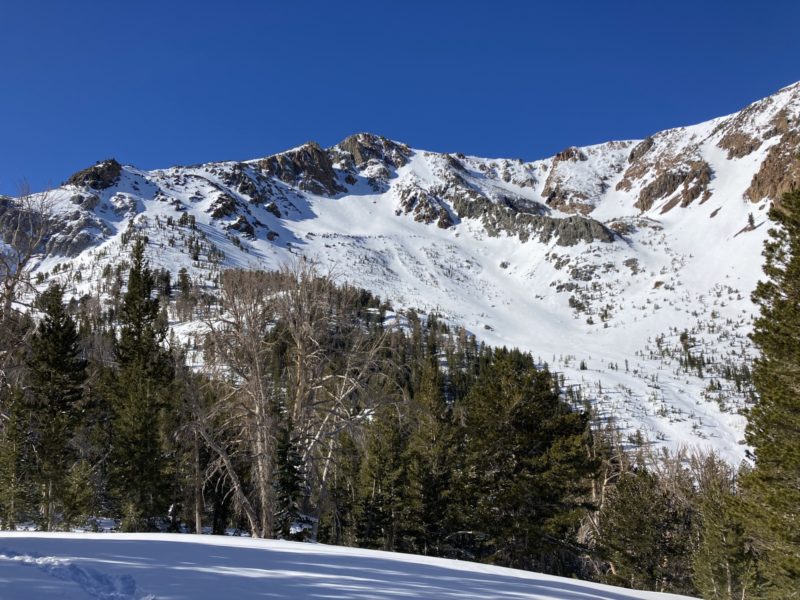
[255,140,344,196]
[333,132,411,169]
[65,158,123,190]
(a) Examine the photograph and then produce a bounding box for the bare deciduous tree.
[0,186,53,385]
[198,261,398,538]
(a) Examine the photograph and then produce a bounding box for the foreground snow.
[0,533,694,600]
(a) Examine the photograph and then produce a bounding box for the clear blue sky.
[1,0,798,195]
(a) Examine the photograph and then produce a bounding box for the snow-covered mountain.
[16,81,800,463]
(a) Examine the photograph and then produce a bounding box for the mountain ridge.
[6,79,800,463]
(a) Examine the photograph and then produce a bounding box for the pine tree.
[0,386,34,528]
[110,237,175,530]
[273,418,307,539]
[27,283,87,530]
[596,466,694,594]
[318,431,361,546]
[405,355,456,556]
[61,460,96,528]
[357,404,413,552]
[742,188,800,597]
[459,348,596,572]
[692,456,757,600]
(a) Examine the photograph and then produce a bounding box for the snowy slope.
[0,533,695,600]
[19,81,800,464]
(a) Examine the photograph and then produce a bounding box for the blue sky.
[1,0,798,194]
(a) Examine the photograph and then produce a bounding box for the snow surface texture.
[25,81,800,464]
[0,533,694,600]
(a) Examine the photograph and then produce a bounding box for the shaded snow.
[0,533,694,600]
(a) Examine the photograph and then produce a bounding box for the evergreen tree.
[273,418,307,539]
[318,431,361,546]
[0,386,34,528]
[27,283,87,530]
[109,237,175,530]
[61,460,96,528]
[596,466,695,594]
[405,355,456,556]
[742,188,800,597]
[459,348,596,572]
[692,457,757,600]
[357,404,413,551]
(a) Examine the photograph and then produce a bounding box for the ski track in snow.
[0,548,155,600]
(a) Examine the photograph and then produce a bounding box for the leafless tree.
[199,269,278,537]
[0,185,53,386]
[197,261,398,538]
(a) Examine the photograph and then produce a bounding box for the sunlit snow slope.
[0,533,694,600]
[12,81,800,463]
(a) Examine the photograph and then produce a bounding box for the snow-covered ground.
[0,533,694,600]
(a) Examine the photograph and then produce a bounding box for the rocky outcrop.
[0,197,103,258]
[542,184,592,215]
[46,214,112,256]
[635,161,713,212]
[628,137,654,163]
[257,142,345,196]
[208,193,238,219]
[718,131,762,159]
[220,163,266,202]
[66,159,122,190]
[228,215,255,238]
[396,185,453,228]
[336,133,411,169]
[745,114,800,202]
[553,147,587,162]
[265,202,281,218]
[541,142,628,215]
[69,193,100,210]
[451,193,614,246]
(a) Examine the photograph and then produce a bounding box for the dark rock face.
[228,216,255,238]
[209,193,238,219]
[635,161,713,213]
[628,137,655,163]
[69,193,100,210]
[745,114,800,201]
[66,159,122,190]
[542,183,591,215]
[397,185,453,228]
[257,142,345,196]
[717,131,762,159]
[0,198,39,249]
[553,147,588,163]
[539,215,616,246]
[0,198,99,257]
[46,216,111,256]
[220,164,264,202]
[336,133,411,169]
[451,193,614,246]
